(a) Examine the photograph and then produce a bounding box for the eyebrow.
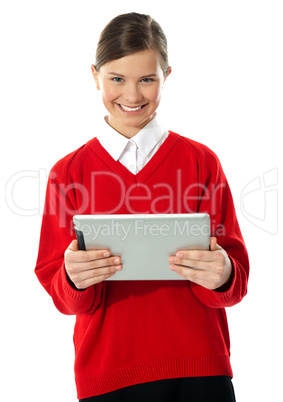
[107,72,158,78]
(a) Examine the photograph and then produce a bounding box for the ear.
[166,66,172,78]
[163,66,172,86]
[91,64,100,90]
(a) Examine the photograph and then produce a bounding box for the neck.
[106,114,155,139]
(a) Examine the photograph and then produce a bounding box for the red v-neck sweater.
[35,132,249,399]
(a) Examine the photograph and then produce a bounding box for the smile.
[119,104,146,112]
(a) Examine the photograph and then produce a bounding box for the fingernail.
[103,251,110,257]
[176,252,183,258]
[115,265,122,271]
[114,258,120,264]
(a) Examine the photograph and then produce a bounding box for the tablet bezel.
[73,213,210,280]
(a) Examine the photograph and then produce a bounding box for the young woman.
[35,12,249,401]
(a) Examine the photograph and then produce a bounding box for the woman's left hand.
[168,237,233,290]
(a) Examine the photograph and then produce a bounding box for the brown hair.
[95,12,169,75]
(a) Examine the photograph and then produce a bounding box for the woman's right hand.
[64,240,122,290]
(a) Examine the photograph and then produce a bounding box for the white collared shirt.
[96,115,169,174]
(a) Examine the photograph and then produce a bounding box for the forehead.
[100,50,163,76]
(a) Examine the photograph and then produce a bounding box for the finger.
[170,265,219,288]
[170,249,224,272]
[91,264,122,277]
[172,259,214,271]
[69,249,112,263]
[68,239,79,251]
[210,237,217,251]
[210,237,223,252]
[76,272,117,289]
[175,238,222,262]
[173,250,214,263]
[170,264,206,279]
[69,263,122,289]
[79,256,122,272]
[78,264,123,280]
[175,270,216,289]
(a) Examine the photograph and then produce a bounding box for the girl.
[35,12,249,402]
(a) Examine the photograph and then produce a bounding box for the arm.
[169,150,249,308]
[34,165,122,315]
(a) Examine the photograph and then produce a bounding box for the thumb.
[68,239,79,251]
[210,236,218,251]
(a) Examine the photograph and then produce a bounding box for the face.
[92,50,171,138]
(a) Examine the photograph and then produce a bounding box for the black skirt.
[80,376,236,402]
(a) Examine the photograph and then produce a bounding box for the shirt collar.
[96,114,167,161]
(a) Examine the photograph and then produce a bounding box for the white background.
[1,1,282,401]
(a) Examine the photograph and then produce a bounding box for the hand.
[168,237,233,290]
[64,240,122,290]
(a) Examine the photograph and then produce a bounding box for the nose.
[123,82,143,104]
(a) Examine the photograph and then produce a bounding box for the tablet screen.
[73,213,210,280]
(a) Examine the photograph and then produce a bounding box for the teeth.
[120,104,143,111]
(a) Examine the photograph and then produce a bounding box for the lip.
[116,103,148,115]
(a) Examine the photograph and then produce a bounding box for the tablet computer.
[73,213,210,280]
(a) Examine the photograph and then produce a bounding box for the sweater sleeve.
[190,147,249,309]
[34,159,103,316]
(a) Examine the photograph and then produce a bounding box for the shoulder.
[50,137,99,179]
[170,131,222,169]
[51,145,85,177]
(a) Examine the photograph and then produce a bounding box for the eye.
[112,77,124,82]
[141,78,154,83]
